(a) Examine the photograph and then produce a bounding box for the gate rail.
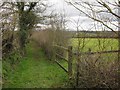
[53,45,73,78]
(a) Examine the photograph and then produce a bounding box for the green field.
[57,38,118,66]
[70,38,118,52]
[68,38,119,68]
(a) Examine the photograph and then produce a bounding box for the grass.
[70,38,118,52]
[3,40,68,88]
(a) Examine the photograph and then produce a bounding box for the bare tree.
[65,0,120,88]
[66,0,119,33]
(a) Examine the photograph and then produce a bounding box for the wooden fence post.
[76,51,80,87]
[68,46,73,78]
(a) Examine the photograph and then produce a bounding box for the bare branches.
[28,2,37,12]
[96,0,120,18]
[67,1,119,34]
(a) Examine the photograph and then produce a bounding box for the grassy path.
[4,41,68,88]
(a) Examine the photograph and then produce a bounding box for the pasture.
[70,38,118,52]
[68,38,119,66]
[56,38,119,66]
[55,37,119,73]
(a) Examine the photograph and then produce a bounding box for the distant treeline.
[66,31,119,38]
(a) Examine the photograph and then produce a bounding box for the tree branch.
[69,2,118,35]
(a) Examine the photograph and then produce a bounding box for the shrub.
[75,53,118,88]
[31,28,69,60]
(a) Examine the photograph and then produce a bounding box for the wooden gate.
[53,45,73,78]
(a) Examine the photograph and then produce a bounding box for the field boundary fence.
[53,43,120,87]
[54,37,120,87]
[72,36,118,39]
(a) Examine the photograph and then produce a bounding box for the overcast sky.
[47,0,92,31]
[46,0,118,31]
